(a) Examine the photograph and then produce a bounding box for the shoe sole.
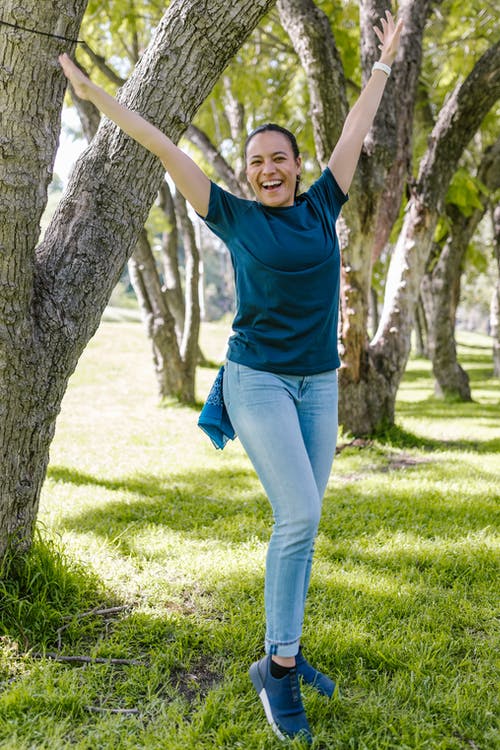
[249,662,287,742]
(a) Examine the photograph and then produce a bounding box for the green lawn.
[1,321,498,749]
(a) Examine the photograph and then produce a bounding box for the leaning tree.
[0,0,276,561]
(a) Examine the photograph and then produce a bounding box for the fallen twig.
[30,652,145,666]
[64,605,133,620]
[57,604,133,649]
[85,706,140,715]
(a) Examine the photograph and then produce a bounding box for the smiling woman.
[244,123,302,207]
[58,11,404,744]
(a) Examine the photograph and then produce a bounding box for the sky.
[54,107,86,185]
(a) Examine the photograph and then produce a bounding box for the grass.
[0,321,498,749]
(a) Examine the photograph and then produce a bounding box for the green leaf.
[445,168,486,217]
[433,215,451,244]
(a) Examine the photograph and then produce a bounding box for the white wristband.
[372,61,391,77]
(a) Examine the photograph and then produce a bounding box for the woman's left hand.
[59,53,94,100]
[374,10,403,65]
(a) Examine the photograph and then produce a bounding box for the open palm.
[374,10,403,64]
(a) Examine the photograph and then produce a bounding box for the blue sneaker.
[249,656,312,743]
[296,647,336,698]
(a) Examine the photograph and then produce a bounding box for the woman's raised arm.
[328,11,403,195]
[58,54,211,217]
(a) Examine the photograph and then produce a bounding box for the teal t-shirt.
[202,167,348,375]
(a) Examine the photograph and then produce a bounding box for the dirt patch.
[169,656,221,702]
[335,452,432,483]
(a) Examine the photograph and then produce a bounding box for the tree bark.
[421,138,500,399]
[175,193,201,397]
[276,0,348,171]
[277,0,433,433]
[370,0,433,260]
[186,124,249,198]
[0,0,89,554]
[0,0,277,559]
[158,181,185,334]
[414,296,428,358]
[128,229,186,398]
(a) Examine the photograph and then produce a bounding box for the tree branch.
[277,0,348,170]
[31,653,145,666]
[370,0,435,259]
[418,39,500,209]
[80,42,127,87]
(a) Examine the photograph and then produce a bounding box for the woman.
[59,10,402,743]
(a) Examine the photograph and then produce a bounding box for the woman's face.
[245,131,301,208]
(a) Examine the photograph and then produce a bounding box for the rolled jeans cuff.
[266,638,301,658]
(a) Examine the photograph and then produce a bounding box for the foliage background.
[46,0,498,327]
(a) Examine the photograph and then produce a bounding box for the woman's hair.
[244,123,300,161]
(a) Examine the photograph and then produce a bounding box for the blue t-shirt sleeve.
[200,182,253,244]
[304,167,348,221]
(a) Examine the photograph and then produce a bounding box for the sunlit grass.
[1,321,498,749]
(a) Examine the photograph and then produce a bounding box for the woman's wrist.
[372,61,391,77]
[378,54,395,67]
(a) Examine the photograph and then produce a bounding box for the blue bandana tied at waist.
[198,365,236,450]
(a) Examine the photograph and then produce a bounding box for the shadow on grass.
[3,470,498,750]
[377,423,500,453]
[457,340,495,351]
[46,459,498,563]
[47,465,272,546]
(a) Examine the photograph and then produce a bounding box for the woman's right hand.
[59,53,93,100]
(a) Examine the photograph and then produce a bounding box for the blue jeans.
[223,360,338,657]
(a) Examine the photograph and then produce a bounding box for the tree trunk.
[158,181,185,335]
[339,0,440,433]
[491,204,500,377]
[128,230,186,398]
[0,0,89,554]
[420,138,500,399]
[0,0,277,560]
[365,41,500,432]
[369,286,380,339]
[414,296,428,358]
[175,192,201,401]
[70,73,200,401]
[276,0,348,171]
[277,0,433,433]
[370,0,432,260]
[421,226,471,400]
